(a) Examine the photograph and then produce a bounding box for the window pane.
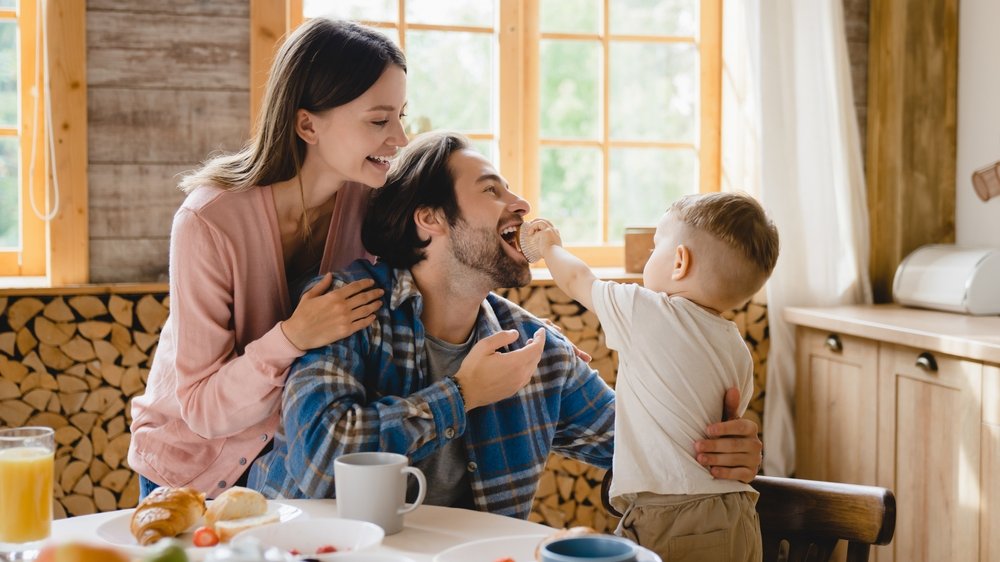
[608,147,696,243]
[471,139,495,166]
[406,0,493,27]
[540,40,599,139]
[0,21,15,128]
[0,1,15,10]
[539,147,601,245]
[306,0,397,22]
[610,0,697,36]
[540,0,600,34]
[0,136,18,249]
[407,30,494,133]
[610,42,696,141]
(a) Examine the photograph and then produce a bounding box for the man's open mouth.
[500,225,522,254]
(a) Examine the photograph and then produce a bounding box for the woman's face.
[299,64,409,188]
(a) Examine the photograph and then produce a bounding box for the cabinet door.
[794,327,878,484]
[983,364,1000,562]
[877,344,982,562]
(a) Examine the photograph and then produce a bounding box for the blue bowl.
[539,535,639,562]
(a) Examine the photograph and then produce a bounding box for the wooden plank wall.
[86,0,250,282]
[866,0,958,303]
[843,0,869,161]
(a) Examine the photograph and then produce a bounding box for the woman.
[128,18,407,498]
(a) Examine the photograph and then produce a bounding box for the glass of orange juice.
[0,427,54,561]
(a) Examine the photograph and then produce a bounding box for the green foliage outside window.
[306,0,702,247]
[0,20,18,249]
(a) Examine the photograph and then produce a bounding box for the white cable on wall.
[27,0,59,221]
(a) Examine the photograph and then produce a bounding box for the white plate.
[233,518,384,561]
[432,534,662,562]
[96,501,304,556]
[319,556,415,562]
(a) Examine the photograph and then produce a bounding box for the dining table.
[51,499,560,562]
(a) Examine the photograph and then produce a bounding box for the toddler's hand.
[523,218,561,251]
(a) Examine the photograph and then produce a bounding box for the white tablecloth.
[51,500,555,561]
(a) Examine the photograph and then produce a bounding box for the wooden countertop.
[784,304,1000,364]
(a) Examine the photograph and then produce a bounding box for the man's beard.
[449,219,531,289]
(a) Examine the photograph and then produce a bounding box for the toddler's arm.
[526,220,597,310]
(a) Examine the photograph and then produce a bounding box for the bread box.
[892,244,1000,315]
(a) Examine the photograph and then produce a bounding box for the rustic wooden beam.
[866,0,958,303]
[45,0,89,285]
[249,0,289,130]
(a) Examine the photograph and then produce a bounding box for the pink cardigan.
[128,183,372,496]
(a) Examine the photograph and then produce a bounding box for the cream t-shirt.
[591,281,754,508]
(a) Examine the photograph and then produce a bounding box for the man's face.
[446,149,532,289]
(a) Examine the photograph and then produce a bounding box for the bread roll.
[214,511,281,543]
[535,526,600,561]
[130,487,206,546]
[204,486,268,527]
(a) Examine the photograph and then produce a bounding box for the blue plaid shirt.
[248,259,615,518]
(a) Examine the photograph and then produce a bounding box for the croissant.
[129,486,206,546]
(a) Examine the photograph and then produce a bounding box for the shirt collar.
[389,267,422,312]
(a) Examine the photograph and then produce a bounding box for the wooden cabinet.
[795,329,878,485]
[787,305,1000,562]
[876,344,981,562]
[983,365,1000,562]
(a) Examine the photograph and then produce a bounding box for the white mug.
[334,452,426,535]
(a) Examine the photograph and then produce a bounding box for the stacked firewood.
[0,284,767,527]
[0,292,167,518]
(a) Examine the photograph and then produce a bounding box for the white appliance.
[892,244,1000,315]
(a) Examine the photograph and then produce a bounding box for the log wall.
[0,283,769,531]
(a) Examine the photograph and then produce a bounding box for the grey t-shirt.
[406,332,475,508]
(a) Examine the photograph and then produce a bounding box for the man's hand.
[453,328,546,410]
[693,387,762,483]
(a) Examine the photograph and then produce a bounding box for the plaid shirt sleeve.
[277,348,461,498]
[466,296,615,517]
[548,346,616,468]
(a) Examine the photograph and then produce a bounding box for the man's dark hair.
[362,131,469,268]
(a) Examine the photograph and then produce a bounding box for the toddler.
[524,192,779,562]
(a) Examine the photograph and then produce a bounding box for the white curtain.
[752,0,873,475]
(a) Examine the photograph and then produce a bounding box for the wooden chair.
[600,470,896,562]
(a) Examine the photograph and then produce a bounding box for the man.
[249,132,763,519]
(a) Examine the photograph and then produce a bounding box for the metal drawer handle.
[824,334,843,353]
[915,352,938,373]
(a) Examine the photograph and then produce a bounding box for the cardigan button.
[466,462,478,472]
[217,480,226,488]
[444,427,456,439]
[239,457,248,466]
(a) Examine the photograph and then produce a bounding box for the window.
[0,1,87,284]
[254,0,722,267]
[0,0,45,276]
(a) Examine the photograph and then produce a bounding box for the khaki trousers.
[616,491,761,562]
